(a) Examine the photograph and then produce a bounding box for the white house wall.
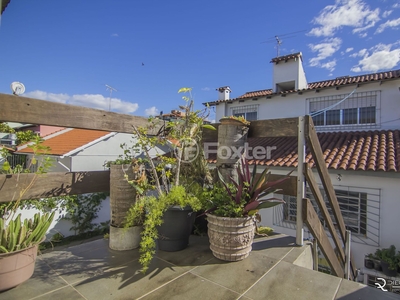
[215,80,400,130]
[259,167,400,269]
[70,133,136,172]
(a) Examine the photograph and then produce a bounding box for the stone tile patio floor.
[1,234,399,300]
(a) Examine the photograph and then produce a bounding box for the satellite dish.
[10,82,25,95]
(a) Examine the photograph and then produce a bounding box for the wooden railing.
[0,93,356,278]
[303,115,357,279]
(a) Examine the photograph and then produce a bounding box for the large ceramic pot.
[109,225,143,251]
[0,244,39,292]
[207,214,255,261]
[157,206,196,252]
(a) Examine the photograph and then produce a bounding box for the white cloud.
[393,3,400,9]
[382,10,393,18]
[309,0,380,37]
[23,90,138,114]
[201,87,211,91]
[144,106,159,116]
[345,47,354,53]
[24,91,69,103]
[349,48,368,57]
[321,60,337,71]
[111,33,119,37]
[375,17,400,34]
[308,38,342,71]
[351,42,400,72]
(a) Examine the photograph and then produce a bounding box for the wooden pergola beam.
[0,171,110,203]
[0,93,159,134]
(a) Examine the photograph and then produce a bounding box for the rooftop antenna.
[105,84,117,111]
[274,36,282,57]
[261,29,307,57]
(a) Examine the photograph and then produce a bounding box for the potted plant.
[107,156,149,251]
[379,245,398,277]
[364,254,374,269]
[204,155,292,261]
[0,212,54,291]
[124,87,215,273]
[219,115,251,126]
[0,129,55,291]
[366,250,382,271]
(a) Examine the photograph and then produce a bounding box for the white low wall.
[12,197,111,240]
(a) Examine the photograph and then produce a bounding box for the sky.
[1,0,399,122]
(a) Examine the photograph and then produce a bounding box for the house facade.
[14,128,140,238]
[204,52,400,278]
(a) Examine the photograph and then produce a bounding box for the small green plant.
[380,245,398,270]
[0,212,55,253]
[51,232,64,243]
[124,197,147,227]
[207,155,291,218]
[220,115,250,126]
[125,185,202,273]
[256,226,274,236]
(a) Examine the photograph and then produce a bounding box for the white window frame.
[231,105,258,121]
[307,91,381,130]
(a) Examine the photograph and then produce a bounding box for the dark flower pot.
[373,259,382,271]
[364,258,374,269]
[157,206,196,252]
[381,261,398,277]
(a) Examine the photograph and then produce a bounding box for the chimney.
[271,52,308,93]
[216,86,231,101]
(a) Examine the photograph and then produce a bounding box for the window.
[359,107,376,124]
[231,105,258,121]
[309,91,378,128]
[325,109,341,125]
[343,108,358,125]
[283,188,367,236]
[312,107,376,127]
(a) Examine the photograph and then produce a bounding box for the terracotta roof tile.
[18,129,111,156]
[205,69,400,105]
[206,130,400,172]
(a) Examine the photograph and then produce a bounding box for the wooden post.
[313,239,319,271]
[296,116,305,246]
[302,198,344,278]
[304,163,345,267]
[345,230,351,280]
[304,115,357,279]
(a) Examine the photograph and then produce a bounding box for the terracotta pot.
[207,214,255,261]
[0,244,38,292]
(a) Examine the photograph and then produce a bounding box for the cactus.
[0,212,54,253]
